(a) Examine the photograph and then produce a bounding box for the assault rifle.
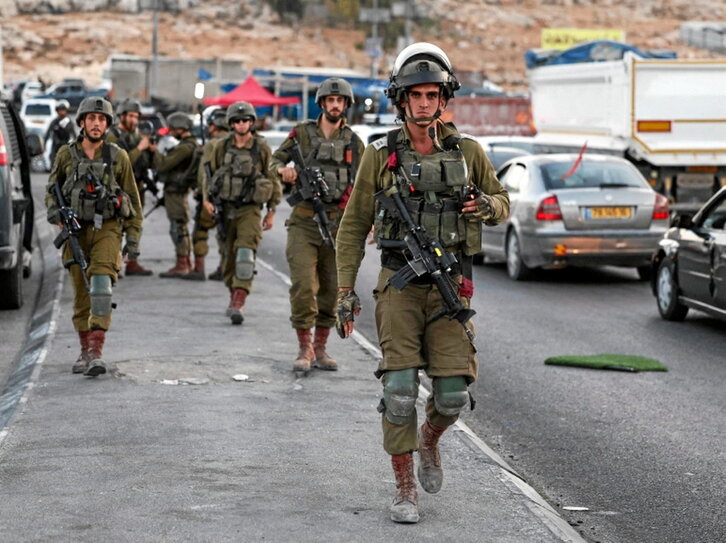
[204,161,226,242]
[284,139,335,249]
[375,185,475,342]
[52,179,90,290]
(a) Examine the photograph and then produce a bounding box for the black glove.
[466,193,494,222]
[123,238,140,260]
[336,289,361,339]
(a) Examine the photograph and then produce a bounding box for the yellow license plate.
[587,206,632,219]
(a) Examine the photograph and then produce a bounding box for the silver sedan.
[480,154,671,280]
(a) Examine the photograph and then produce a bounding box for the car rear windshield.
[541,160,645,190]
[25,104,52,115]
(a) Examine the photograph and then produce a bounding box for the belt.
[292,206,340,219]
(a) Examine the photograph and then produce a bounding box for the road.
[3,173,724,543]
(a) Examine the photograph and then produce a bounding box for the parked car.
[20,80,45,105]
[480,153,670,280]
[0,100,43,309]
[651,186,726,321]
[480,143,532,171]
[351,123,400,145]
[258,130,289,153]
[36,82,106,111]
[20,98,57,137]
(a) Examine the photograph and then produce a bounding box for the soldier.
[106,98,154,276]
[205,101,280,323]
[154,112,201,278]
[185,109,229,281]
[45,97,143,376]
[270,78,365,373]
[44,99,76,166]
[335,43,510,523]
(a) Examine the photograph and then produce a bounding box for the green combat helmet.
[226,101,257,125]
[167,112,193,131]
[208,109,228,130]
[117,98,142,115]
[315,78,354,108]
[386,42,460,122]
[76,97,114,126]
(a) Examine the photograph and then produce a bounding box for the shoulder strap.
[386,128,402,173]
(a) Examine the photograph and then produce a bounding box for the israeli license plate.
[585,206,632,219]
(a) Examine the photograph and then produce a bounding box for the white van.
[20,98,58,137]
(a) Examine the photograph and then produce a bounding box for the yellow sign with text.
[542,28,625,50]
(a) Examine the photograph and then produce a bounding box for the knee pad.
[89,275,113,317]
[235,247,255,281]
[382,368,419,425]
[432,376,469,417]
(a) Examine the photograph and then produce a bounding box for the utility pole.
[150,0,159,101]
[370,0,379,78]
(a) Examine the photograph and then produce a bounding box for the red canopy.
[203,77,300,107]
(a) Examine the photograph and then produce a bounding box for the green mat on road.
[545,354,668,372]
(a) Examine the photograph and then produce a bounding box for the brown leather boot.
[182,256,206,281]
[159,255,191,278]
[85,329,107,377]
[229,288,247,325]
[125,259,153,276]
[390,453,419,523]
[293,329,314,374]
[208,266,223,281]
[312,327,338,371]
[417,420,446,494]
[72,330,92,374]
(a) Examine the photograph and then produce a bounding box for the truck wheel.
[656,258,688,321]
[506,231,533,281]
[0,237,24,309]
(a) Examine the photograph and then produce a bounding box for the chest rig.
[374,128,474,253]
[64,143,131,228]
[211,136,261,204]
[298,121,354,202]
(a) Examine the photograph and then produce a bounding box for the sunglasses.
[230,117,254,124]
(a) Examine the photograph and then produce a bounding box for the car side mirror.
[25,133,44,157]
[672,213,693,229]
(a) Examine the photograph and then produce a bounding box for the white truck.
[528,52,726,208]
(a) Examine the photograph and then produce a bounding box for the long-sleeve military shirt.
[268,115,365,211]
[207,132,282,212]
[196,129,229,200]
[154,134,198,190]
[336,121,510,288]
[45,140,143,243]
[106,126,143,168]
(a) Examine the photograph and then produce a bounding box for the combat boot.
[125,259,153,276]
[208,266,223,281]
[390,453,419,523]
[417,420,446,494]
[84,329,107,377]
[72,330,92,374]
[182,256,206,281]
[229,288,247,325]
[293,329,314,374]
[159,255,191,278]
[312,327,338,371]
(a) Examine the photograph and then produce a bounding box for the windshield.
[540,160,646,190]
[25,104,52,116]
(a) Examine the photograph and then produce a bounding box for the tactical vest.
[211,135,273,206]
[297,120,354,203]
[374,129,481,256]
[109,126,149,179]
[161,139,201,192]
[63,143,132,224]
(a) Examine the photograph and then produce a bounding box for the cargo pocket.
[251,176,274,205]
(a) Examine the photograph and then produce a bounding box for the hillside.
[2,0,725,92]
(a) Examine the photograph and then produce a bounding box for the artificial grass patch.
[545,354,667,372]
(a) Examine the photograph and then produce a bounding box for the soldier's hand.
[462,193,494,222]
[203,201,215,217]
[262,210,275,231]
[137,137,151,152]
[278,166,298,184]
[336,288,361,339]
[123,238,140,260]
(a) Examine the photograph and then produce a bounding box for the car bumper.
[523,230,664,268]
[0,246,18,270]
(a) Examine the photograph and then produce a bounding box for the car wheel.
[636,265,652,281]
[656,258,688,321]
[0,238,24,309]
[472,253,484,265]
[506,231,533,281]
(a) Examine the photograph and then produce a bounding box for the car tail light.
[536,195,562,221]
[0,130,7,166]
[653,193,669,220]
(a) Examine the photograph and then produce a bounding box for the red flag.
[560,141,588,180]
